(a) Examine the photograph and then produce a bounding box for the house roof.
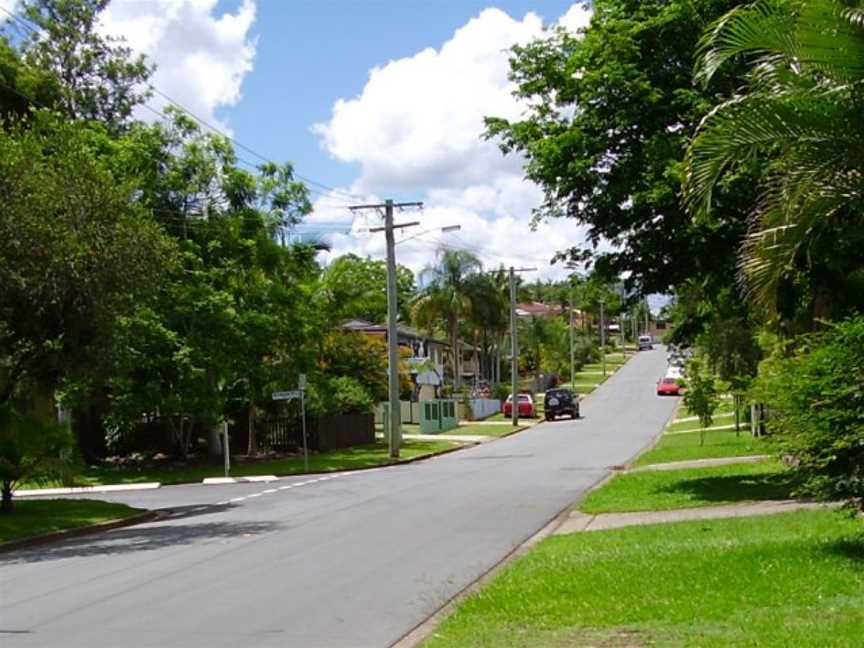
[340,320,449,346]
[515,301,565,317]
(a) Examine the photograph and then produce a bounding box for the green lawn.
[0,498,143,543]
[579,461,794,513]
[425,509,864,648]
[635,429,774,467]
[25,439,459,489]
[675,400,735,420]
[450,423,522,438]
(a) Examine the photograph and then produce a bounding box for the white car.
[638,335,653,350]
[666,366,684,380]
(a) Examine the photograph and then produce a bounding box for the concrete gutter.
[13,482,161,498]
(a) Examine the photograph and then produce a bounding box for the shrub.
[682,357,719,446]
[753,316,864,507]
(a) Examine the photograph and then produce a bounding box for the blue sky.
[221,1,575,192]
[1,0,593,275]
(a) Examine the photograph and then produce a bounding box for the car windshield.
[518,395,531,402]
[662,378,677,384]
[546,390,571,400]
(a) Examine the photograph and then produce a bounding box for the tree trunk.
[451,319,460,390]
[1,481,13,513]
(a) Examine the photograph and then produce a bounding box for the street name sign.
[272,390,301,401]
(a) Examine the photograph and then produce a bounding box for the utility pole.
[350,199,423,459]
[509,266,536,426]
[569,288,575,387]
[600,299,606,377]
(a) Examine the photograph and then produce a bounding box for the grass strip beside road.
[579,461,794,513]
[635,429,774,467]
[0,499,143,543]
[26,439,460,489]
[424,509,864,648]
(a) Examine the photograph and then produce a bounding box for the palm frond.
[696,0,797,86]
[683,89,848,216]
[796,1,864,82]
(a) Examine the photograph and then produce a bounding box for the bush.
[752,316,864,507]
[309,376,374,417]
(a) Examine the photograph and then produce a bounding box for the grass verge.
[635,429,774,467]
[0,498,143,544]
[424,509,864,648]
[25,439,460,489]
[579,460,794,513]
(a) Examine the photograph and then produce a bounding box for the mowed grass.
[424,509,864,648]
[0,498,142,543]
[24,439,459,489]
[580,461,794,513]
[635,429,774,466]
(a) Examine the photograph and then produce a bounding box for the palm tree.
[683,0,864,325]
[413,249,482,389]
[466,269,509,383]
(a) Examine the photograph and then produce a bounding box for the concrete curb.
[202,476,278,484]
[13,482,161,498]
[0,509,161,555]
[556,500,842,535]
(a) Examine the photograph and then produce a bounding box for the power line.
[0,5,367,205]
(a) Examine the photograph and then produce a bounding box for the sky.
[1,0,597,280]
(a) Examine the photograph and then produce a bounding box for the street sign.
[272,390,301,401]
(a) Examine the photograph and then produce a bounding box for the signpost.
[273,375,309,472]
[222,421,230,478]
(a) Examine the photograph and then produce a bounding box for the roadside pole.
[299,373,308,473]
[222,421,230,478]
[509,266,536,426]
[569,289,575,388]
[350,200,423,459]
[509,267,519,427]
[600,299,606,377]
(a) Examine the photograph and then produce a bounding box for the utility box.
[419,399,458,434]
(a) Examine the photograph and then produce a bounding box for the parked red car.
[502,393,536,418]
[656,377,681,396]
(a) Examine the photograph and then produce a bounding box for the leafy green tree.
[17,0,153,127]
[751,316,864,508]
[0,112,175,407]
[321,253,415,325]
[485,0,757,297]
[0,404,75,512]
[320,332,388,402]
[0,37,59,118]
[413,249,482,389]
[682,357,719,446]
[684,0,864,328]
[465,269,509,382]
[100,116,317,458]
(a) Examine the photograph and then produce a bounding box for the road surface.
[1,348,675,648]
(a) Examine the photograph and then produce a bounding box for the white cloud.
[557,2,592,32]
[313,4,594,279]
[100,0,257,132]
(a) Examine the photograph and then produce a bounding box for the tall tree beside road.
[413,249,482,389]
[320,253,415,326]
[16,0,153,127]
[684,0,864,328]
[0,113,175,407]
[484,0,756,297]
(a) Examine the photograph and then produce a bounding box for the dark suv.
[544,388,580,421]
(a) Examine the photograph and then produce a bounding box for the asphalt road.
[0,348,676,648]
